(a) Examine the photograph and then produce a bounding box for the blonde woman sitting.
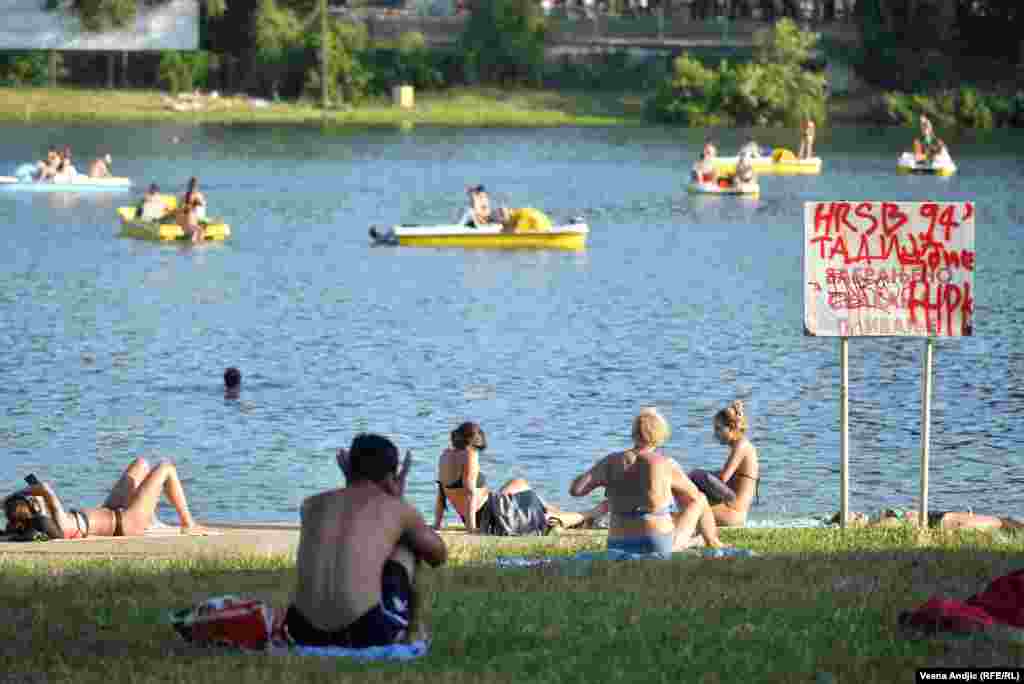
[570,407,725,553]
[688,400,760,527]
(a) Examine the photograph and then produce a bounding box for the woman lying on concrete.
[3,457,207,540]
[834,509,1024,531]
[570,407,726,554]
[433,421,604,535]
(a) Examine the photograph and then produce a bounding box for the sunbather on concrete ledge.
[3,457,206,540]
[569,407,726,553]
[284,434,447,648]
[834,509,1024,531]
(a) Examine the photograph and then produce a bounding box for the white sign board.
[804,201,975,337]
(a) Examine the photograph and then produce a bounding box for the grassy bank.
[3,526,1023,682]
[0,87,646,127]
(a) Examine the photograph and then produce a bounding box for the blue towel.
[495,547,757,571]
[269,639,430,660]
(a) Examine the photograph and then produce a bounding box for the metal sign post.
[919,337,934,527]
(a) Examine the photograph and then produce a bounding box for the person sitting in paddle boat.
[740,140,762,160]
[460,185,503,228]
[799,118,816,160]
[87,153,112,178]
[137,183,169,221]
[691,150,718,185]
[687,400,760,527]
[34,148,61,182]
[570,407,728,553]
[178,177,207,243]
[928,138,953,165]
[2,457,208,541]
[52,146,78,182]
[732,151,757,187]
[284,434,447,648]
[833,508,1024,531]
[913,114,936,161]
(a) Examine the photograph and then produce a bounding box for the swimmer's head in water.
[223,367,241,389]
[347,433,400,484]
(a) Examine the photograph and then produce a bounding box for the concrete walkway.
[0,523,606,560]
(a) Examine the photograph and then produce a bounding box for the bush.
[304,21,372,105]
[645,19,826,127]
[0,52,49,87]
[881,86,1016,129]
[158,52,211,93]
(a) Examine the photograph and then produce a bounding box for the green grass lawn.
[2,526,1023,682]
[0,86,647,127]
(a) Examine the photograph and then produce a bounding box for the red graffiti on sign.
[805,201,975,337]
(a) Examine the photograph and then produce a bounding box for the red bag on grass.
[170,595,274,650]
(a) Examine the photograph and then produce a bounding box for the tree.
[458,0,547,85]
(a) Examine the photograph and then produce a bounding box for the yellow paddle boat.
[370,208,587,250]
[712,148,822,175]
[117,195,231,242]
[896,152,957,176]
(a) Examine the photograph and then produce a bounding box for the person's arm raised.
[401,503,447,567]
[569,456,609,497]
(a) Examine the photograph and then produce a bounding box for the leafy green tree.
[459,0,546,85]
[304,20,372,105]
[645,19,826,127]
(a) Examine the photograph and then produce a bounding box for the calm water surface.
[2,123,1022,524]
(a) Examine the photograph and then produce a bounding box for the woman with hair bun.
[689,399,760,527]
[433,421,600,535]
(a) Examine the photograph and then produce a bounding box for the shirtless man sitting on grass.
[284,434,448,648]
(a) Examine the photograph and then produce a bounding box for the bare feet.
[181,524,212,535]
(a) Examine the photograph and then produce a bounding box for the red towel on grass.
[900,569,1024,634]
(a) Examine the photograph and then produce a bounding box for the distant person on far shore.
[570,407,727,553]
[799,118,816,159]
[833,509,1024,532]
[688,400,759,527]
[88,153,112,178]
[224,367,241,399]
[283,434,447,647]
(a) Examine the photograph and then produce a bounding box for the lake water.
[2,123,1022,525]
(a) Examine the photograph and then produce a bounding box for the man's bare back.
[285,434,447,648]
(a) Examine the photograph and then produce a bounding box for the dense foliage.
[0,53,50,87]
[883,87,1024,130]
[645,19,826,127]
[458,0,547,85]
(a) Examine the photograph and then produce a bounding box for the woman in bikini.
[570,407,725,553]
[837,509,1024,531]
[3,457,207,539]
[691,400,760,527]
[433,422,600,533]
[178,177,207,243]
